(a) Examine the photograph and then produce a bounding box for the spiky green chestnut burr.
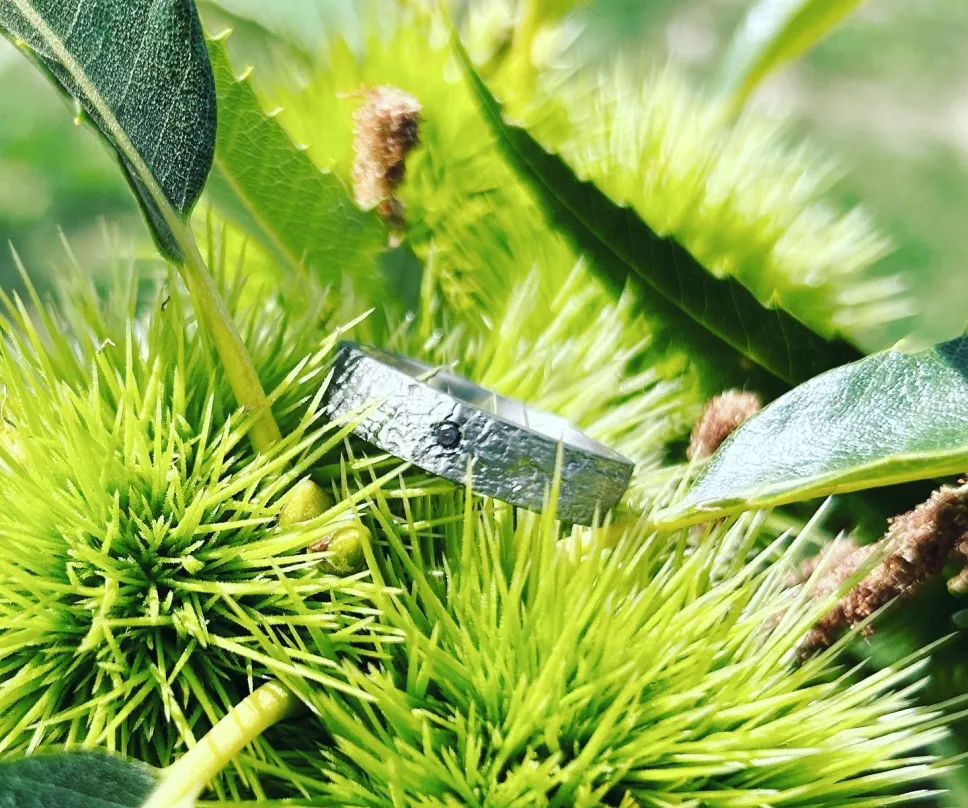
[278,9,906,350]
[0,273,397,800]
[285,503,957,806]
[0,162,946,807]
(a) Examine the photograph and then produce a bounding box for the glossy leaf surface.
[655,335,968,528]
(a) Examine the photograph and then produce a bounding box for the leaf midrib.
[659,448,968,528]
[521,144,797,380]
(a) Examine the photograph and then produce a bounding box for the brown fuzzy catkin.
[799,483,968,655]
[352,86,422,218]
[686,390,761,461]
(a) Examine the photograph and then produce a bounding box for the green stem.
[143,682,300,808]
[179,238,282,453]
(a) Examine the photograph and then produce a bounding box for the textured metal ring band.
[322,341,634,525]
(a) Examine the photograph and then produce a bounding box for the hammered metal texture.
[322,342,634,524]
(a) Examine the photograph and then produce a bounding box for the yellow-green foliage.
[0,245,953,804]
[275,6,905,354]
[0,5,953,806]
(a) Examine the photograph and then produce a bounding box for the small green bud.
[280,478,333,526]
[310,522,369,576]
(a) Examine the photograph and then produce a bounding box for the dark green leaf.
[0,0,216,262]
[721,0,867,108]
[0,751,157,808]
[449,28,862,392]
[205,32,387,288]
[654,335,968,528]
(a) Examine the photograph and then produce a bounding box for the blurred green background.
[1,0,967,803]
[1,0,965,350]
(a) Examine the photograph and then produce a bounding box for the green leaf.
[449,29,862,392]
[654,335,968,528]
[205,32,386,288]
[720,0,868,108]
[0,0,216,262]
[0,751,158,808]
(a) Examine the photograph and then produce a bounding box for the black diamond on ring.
[434,421,462,449]
[321,341,634,525]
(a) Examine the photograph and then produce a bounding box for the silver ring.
[322,341,634,524]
